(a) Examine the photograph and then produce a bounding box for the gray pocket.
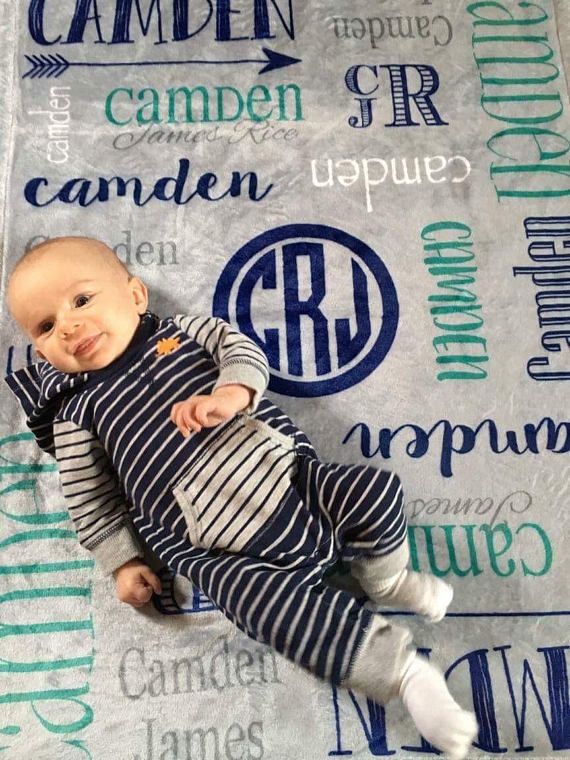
[173,414,297,552]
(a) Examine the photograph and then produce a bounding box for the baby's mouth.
[74,334,102,356]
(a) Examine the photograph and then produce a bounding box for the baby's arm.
[54,419,159,605]
[170,383,254,435]
[171,315,269,434]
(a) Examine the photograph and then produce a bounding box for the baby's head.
[7,236,149,373]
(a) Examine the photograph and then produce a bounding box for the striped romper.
[5,312,414,701]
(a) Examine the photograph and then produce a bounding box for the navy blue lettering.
[283,242,331,376]
[335,260,371,368]
[345,65,379,128]
[216,0,248,41]
[65,0,105,45]
[446,650,505,753]
[528,356,570,380]
[23,160,273,208]
[497,645,570,751]
[110,0,166,45]
[254,0,294,40]
[27,0,294,45]
[342,417,569,478]
[330,686,396,757]
[229,171,273,201]
[235,250,281,370]
[28,0,62,45]
[384,64,448,127]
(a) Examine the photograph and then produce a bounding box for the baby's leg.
[168,542,475,759]
[350,550,454,623]
[344,616,478,760]
[326,464,453,621]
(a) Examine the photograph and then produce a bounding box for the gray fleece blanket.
[1,1,569,758]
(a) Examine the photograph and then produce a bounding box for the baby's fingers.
[170,407,183,433]
[181,405,202,434]
[128,583,153,607]
[140,567,162,595]
[136,585,153,603]
[169,401,185,425]
[170,402,197,436]
[194,397,218,427]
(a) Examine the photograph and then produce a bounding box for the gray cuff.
[214,363,268,413]
[88,523,144,576]
[342,614,415,704]
[349,540,410,592]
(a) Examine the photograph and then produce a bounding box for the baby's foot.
[365,569,453,622]
[400,655,478,759]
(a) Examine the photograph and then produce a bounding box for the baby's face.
[8,242,148,373]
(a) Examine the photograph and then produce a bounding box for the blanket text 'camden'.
[467,1,569,200]
[23,159,273,207]
[421,220,489,380]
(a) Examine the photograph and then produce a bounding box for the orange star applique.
[156,336,181,356]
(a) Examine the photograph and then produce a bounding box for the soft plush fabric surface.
[1,2,569,757]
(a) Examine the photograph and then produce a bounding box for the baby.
[5,236,478,758]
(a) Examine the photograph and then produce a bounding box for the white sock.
[365,569,454,622]
[399,655,478,760]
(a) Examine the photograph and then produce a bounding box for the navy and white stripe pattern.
[4,361,89,456]
[173,412,298,553]
[5,313,275,568]
[52,420,142,566]
[5,311,409,686]
[134,454,406,685]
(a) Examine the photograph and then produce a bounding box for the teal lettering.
[421,220,472,239]
[467,2,548,27]
[217,86,244,122]
[436,353,489,380]
[0,433,57,475]
[276,83,303,121]
[422,525,482,577]
[487,126,570,163]
[481,93,564,124]
[166,86,211,124]
[467,3,567,200]
[137,87,161,125]
[408,525,420,571]
[473,32,555,66]
[0,688,93,733]
[481,523,516,576]
[0,528,78,549]
[516,522,552,576]
[0,651,94,674]
[105,87,133,126]
[422,223,489,379]
[62,738,93,758]
[0,434,95,749]
[247,84,273,122]
[0,616,93,638]
[0,560,94,575]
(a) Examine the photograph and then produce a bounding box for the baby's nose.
[59,318,81,336]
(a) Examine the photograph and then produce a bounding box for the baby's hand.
[113,559,162,608]
[170,384,253,436]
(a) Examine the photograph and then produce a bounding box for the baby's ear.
[128,275,148,313]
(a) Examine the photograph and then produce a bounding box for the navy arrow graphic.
[23,47,301,80]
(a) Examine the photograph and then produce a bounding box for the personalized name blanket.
[0,1,569,758]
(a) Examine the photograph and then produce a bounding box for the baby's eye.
[75,294,91,308]
[39,321,53,334]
